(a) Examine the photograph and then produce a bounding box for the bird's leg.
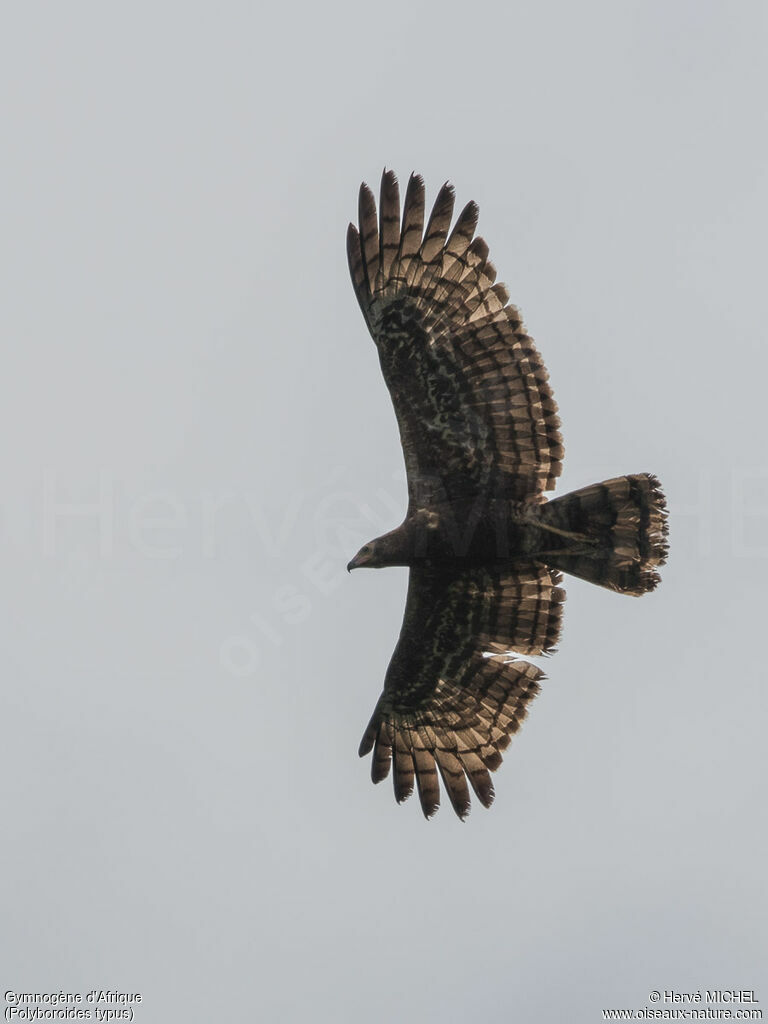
[524,516,596,543]
[536,544,601,558]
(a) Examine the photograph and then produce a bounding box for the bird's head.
[346,540,384,571]
[347,525,416,571]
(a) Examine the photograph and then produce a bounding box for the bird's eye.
[362,545,371,554]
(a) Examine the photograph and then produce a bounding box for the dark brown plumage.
[347,170,668,820]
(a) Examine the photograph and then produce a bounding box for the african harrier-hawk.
[346,170,668,820]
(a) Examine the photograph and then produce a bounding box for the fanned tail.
[539,473,669,595]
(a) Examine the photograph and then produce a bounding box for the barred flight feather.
[348,169,563,506]
[357,566,557,819]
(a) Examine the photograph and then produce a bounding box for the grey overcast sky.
[1,2,766,1022]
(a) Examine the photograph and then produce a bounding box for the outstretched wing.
[347,170,564,507]
[359,565,565,819]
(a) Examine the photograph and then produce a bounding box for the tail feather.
[539,474,668,596]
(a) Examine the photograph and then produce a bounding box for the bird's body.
[346,170,668,819]
[349,500,574,569]
[350,500,538,567]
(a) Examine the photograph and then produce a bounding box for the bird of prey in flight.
[346,170,668,819]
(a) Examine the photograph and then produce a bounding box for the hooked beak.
[347,547,370,572]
